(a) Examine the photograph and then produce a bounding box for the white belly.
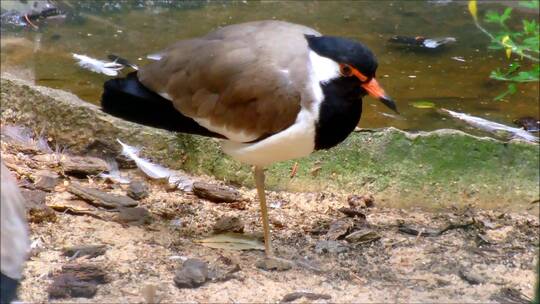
[221,110,316,166]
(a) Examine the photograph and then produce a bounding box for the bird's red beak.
[362,78,398,114]
[348,65,398,114]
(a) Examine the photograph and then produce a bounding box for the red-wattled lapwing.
[101,20,397,259]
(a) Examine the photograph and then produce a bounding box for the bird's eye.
[340,64,353,77]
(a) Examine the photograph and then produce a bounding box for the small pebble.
[256,257,293,271]
[213,216,244,233]
[127,180,149,200]
[174,259,209,289]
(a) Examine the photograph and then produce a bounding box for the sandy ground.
[2,135,539,303]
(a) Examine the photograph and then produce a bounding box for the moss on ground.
[2,76,538,210]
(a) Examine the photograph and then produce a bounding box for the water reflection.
[1,0,538,135]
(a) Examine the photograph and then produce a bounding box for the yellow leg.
[254,166,272,257]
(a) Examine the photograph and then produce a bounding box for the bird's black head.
[306,35,377,80]
[305,35,398,113]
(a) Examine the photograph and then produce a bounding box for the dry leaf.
[468,0,477,22]
[195,233,264,251]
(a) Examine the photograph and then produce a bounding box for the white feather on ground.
[441,109,539,143]
[169,174,194,192]
[116,139,195,190]
[1,125,52,153]
[72,53,123,76]
[117,139,171,179]
[146,53,162,61]
[98,159,130,184]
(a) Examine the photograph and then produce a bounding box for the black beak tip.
[380,96,399,114]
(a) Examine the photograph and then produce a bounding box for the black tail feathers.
[101,72,223,138]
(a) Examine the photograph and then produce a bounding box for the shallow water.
[1,0,538,134]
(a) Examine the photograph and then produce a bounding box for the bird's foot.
[255,256,293,271]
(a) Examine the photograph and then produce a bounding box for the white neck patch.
[308,51,340,84]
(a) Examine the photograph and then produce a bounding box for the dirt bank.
[2,129,538,303]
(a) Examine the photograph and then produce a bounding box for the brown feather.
[138,20,320,140]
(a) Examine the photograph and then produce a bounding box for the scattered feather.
[451,56,466,62]
[168,174,194,191]
[270,201,282,209]
[169,255,188,261]
[117,139,171,179]
[72,53,123,76]
[422,37,456,49]
[36,136,53,153]
[169,218,183,227]
[107,54,139,70]
[146,53,162,61]
[116,139,196,189]
[441,109,539,143]
[1,125,52,152]
[378,111,406,120]
[98,158,130,184]
[2,125,34,146]
[30,238,43,250]
[389,35,456,49]
[53,143,68,162]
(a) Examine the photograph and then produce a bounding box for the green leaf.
[507,62,521,74]
[513,71,539,82]
[484,10,501,23]
[522,36,539,48]
[500,7,513,24]
[508,83,517,93]
[494,83,517,101]
[410,101,436,109]
[522,19,539,35]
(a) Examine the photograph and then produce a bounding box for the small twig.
[290,162,298,178]
[349,271,364,284]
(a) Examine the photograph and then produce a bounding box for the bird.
[101,20,397,260]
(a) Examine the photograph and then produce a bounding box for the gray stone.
[213,216,244,233]
[67,183,138,208]
[174,259,209,289]
[192,182,242,203]
[127,180,149,200]
[60,156,108,177]
[256,257,293,271]
[325,218,354,241]
[345,229,381,244]
[33,170,59,192]
[114,207,152,226]
[62,245,107,259]
[459,268,486,285]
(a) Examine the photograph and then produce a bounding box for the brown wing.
[138,20,321,139]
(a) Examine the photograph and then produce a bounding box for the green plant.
[469,0,539,100]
